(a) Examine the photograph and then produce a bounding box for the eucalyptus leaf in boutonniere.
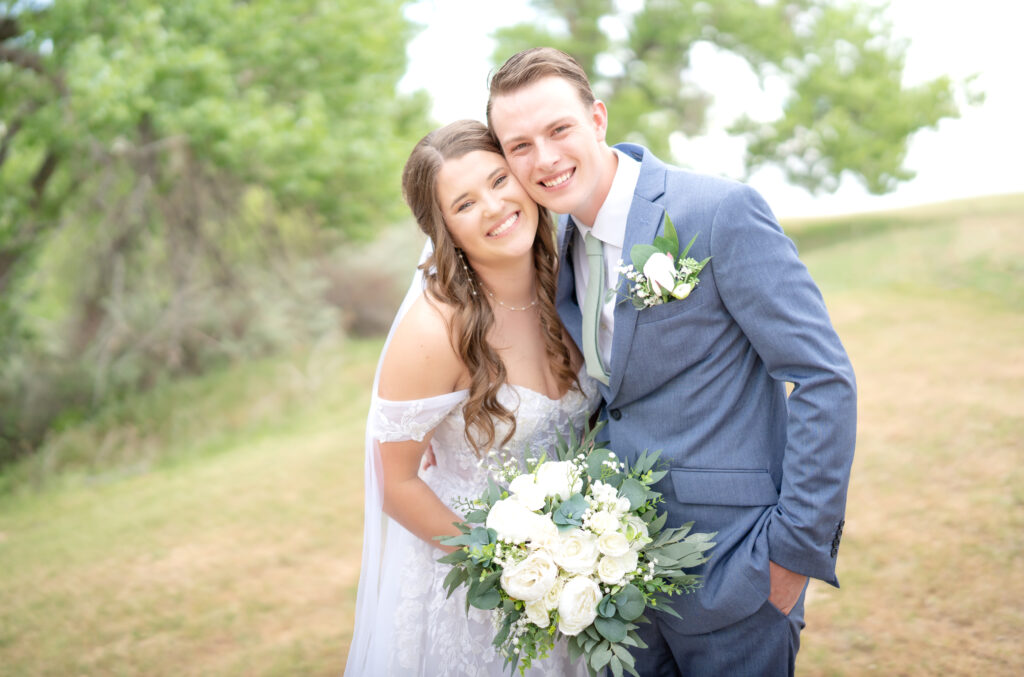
[609,214,711,310]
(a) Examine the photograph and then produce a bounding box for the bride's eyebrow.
[447,167,505,210]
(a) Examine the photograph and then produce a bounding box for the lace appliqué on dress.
[371,390,469,443]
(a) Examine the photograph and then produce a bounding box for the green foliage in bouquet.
[437,423,717,677]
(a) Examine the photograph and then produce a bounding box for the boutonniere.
[611,214,710,310]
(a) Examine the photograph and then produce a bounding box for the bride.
[344,120,598,676]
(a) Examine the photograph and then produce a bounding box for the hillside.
[1,194,1021,676]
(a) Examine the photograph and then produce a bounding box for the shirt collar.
[573,147,641,249]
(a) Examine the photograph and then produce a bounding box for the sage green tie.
[582,232,610,385]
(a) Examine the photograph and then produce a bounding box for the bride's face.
[435,150,539,268]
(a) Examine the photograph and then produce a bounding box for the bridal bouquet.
[438,425,716,677]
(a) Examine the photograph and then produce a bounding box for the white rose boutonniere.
[613,213,710,309]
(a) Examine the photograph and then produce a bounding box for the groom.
[487,48,856,676]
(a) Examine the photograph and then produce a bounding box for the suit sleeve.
[708,184,857,586]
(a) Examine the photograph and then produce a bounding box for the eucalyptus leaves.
[613,213,710,310]
[437,424,716,677]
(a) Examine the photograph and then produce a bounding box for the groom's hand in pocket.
[768,560,808,616]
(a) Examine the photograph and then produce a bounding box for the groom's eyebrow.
[501,117,574,147]
[448,167,505,210]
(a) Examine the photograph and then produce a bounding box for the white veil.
[344,239,432,676]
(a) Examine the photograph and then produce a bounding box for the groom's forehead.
[491,77,592,133]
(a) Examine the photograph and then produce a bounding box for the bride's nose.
[480,191,503,217]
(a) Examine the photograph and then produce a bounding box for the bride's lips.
[538,168,575,191]
[487,211,520,238]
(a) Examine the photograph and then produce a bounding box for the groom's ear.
[591,100,609,143]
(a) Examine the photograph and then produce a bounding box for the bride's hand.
[422,443,438,470]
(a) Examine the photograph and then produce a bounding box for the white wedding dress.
[355,376,599,676]
[344,242,599,677]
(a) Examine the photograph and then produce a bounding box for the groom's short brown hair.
[486,47,596,130]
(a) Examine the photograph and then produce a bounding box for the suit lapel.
[607,145,668,401]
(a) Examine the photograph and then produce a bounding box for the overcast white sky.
[400,0,1024,218]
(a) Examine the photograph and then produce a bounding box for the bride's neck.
[472,255,537,307]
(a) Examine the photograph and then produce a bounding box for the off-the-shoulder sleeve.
[369,390,469,443]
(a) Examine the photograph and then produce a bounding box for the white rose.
[486,498,539,544]
[613,496,632,516]
[524,599,551,628]
[597,530,631,558]
[597,550,639,585]
[501,550,558,602]
[642,252,676,295]
[588,510,621,535]
[542,576,564,611]
[528,513,561,551]
[671,280,693,299]
[557,576,602,636]
[535,461,582,500]
[553,528,600,575]
[509,474,546,511]
[596,556,626,585]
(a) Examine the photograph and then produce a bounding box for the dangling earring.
[456,248,477,296]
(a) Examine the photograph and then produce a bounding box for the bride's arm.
[377,295,469,553]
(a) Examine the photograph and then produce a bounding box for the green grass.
[1,194,1022,676]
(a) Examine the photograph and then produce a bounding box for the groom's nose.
[535,138,560,170]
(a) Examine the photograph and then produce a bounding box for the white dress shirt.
[571,148,642,369]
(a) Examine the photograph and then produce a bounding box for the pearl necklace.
[485,288,539,311]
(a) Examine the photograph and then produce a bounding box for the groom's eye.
[509,142,528,154]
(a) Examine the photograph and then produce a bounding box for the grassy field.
[1,194,1021,676]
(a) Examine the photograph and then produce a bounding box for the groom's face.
[489,76,612,226]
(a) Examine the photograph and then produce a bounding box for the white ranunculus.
[524,599,551,628]
[597,530,631,558]
[671,280,693,300]
[643,252,676,295]
[486,498,540,544]
[508,474,546,511]
[500,550,558,602]
[588,510,621,535]
[535,461,582,501]
[557,576,602,636]
[553,528,600,575]
[597,550,639,585]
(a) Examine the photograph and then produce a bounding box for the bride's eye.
[493,174,508,188]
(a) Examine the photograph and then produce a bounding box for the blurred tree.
[493,0,969,195]
[0,0,430,466]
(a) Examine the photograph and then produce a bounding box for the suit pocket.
[634,287,707,325]
[671,468,779,507]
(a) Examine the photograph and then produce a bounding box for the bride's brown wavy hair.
[401,119,578,456]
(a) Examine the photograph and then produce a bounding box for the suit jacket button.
[609,409,622,420]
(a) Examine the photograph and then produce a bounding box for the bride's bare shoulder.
[378,292,465,400]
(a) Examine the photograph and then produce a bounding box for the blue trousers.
[631,591,806,677]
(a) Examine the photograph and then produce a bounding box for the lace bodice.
[372,374,600,509]
[364,373,600,676]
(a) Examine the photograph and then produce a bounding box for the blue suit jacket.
[556,144,857,635]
